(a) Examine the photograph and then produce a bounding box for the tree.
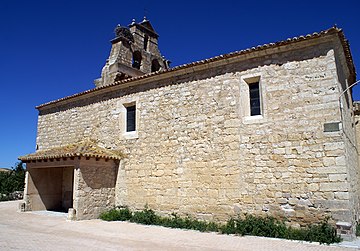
[0,161,25,201]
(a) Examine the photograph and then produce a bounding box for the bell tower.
[95,17,170,87]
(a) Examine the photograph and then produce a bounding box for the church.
[19,18,360,238]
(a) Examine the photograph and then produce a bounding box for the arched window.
[143,35,149,51]
[151,59,161,72]
[132,51,142,69]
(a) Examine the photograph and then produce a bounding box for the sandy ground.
[0,200,359,251]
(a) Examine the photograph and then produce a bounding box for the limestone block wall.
[73,158,118,220]
[331,38,360,231]
[36,39,358,227]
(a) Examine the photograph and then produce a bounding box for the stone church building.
[20,18,360,237]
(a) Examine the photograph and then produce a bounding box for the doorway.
[27,166,74,213]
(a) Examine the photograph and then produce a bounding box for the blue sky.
[0,0,359,168]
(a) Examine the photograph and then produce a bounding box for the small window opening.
[126,105,136,132]
[151,59,161,72]
[132,51,142,69]
[144,35,149,51]
[249,82,261,116]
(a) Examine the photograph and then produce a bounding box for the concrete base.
[336,221,354,241]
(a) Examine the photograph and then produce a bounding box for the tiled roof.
[19,140,123,162]
[36,27,355,110]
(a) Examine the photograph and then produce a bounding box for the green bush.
[221,215,287,237]
[160,213,219,232]
[356,223,360,237]
[281,218,341,244]
[99,206,341,244]
[221,215,340,244]
[100,207,132,221]
[0,194,11,202]
[131,206,160,225]
[302,219,341,244]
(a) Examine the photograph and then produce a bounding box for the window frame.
[120,100,139,139]
[240,74,265,123]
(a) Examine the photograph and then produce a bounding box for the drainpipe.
[338,79,359,148]
[338,79,360,102]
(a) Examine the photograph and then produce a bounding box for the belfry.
[95,17,170,87]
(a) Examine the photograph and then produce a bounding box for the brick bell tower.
[95,17,170,87]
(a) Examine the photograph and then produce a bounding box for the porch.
[19,140,122,220]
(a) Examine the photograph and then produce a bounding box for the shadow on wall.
[29,167,65,212]
[79,159,119,189]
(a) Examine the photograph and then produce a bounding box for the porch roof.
[19,140,123,162]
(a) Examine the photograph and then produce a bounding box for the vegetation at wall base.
[0,162,25,201]
[99,206,341,244]
[99,206,132,221]
[356,223,360,236]
[221,215,341,244]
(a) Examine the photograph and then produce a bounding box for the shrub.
[159,213,219,232]
[99,206,341,244]
[221,215,340,244]
[281,218,341,244]
[131,206,160,225]
[302,219,341,244]
[100,207,132,221]
[356,223,360,237]
[221,215,287,237]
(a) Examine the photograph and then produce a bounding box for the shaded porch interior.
[27,166,74,212]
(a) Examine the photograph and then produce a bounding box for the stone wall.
[331,38,360,236]
[36,38,358,229]
[73,158,118,220]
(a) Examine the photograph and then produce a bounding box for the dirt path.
[0,201,357,250]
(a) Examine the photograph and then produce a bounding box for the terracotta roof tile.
[19,140,123,161]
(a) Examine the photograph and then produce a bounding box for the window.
[151,59,161,72]
[120,100,139,139]
[249,82,261,116]
[126,105,136,132]
[241,75,264,122]
[132,51,142,69]
[143,35,149,51]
